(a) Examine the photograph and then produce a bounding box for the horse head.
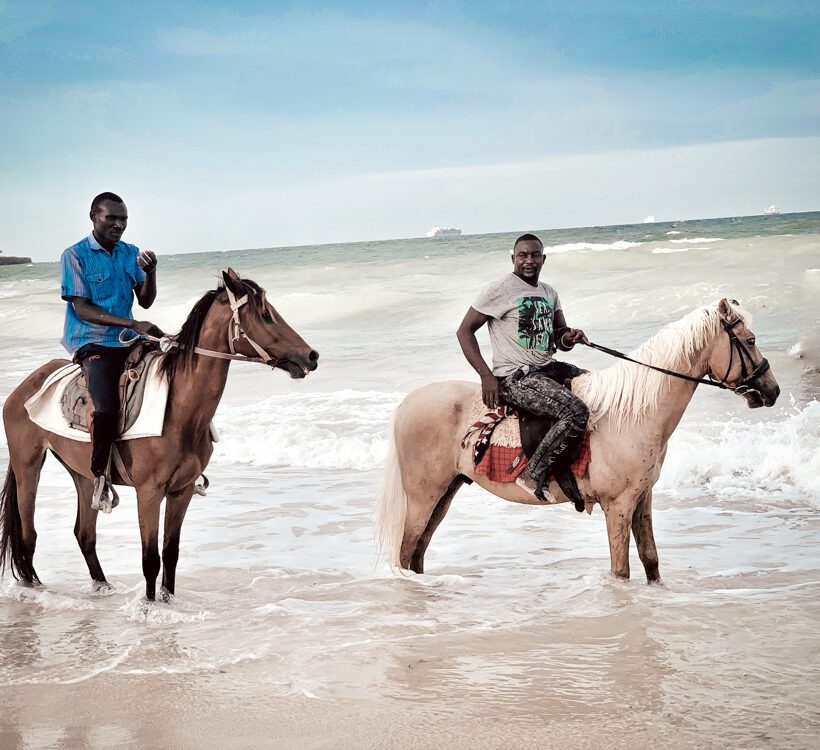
[216,268,319,379]
[707,299,779,408]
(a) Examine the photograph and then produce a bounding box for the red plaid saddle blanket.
[461,402,591,484]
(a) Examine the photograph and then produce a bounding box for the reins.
[581,318,770,394]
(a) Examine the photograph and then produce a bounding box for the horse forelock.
[575,303,729,431]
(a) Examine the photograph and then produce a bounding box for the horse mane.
[573,302,751,431]
[158,277,266,382]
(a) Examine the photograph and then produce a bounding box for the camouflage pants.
[501,363,589,480]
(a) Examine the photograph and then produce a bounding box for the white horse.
[376,299,780,582]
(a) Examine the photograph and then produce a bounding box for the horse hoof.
[157,587,175,604]
[93,580,114,594]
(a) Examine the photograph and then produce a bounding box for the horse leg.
[71,472,108,587]
[158,486,195,602]
[47,453,108,587]
[631,491,661,584]
[136,486,163,601]
[400,473,461,573]
[409,476,464,574]
[602,493,639,579]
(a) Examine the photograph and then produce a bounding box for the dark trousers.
[501,363,589,480]
[74,345,130,477]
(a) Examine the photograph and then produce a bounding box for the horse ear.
[221,268,243,295]
[717,298,733,320]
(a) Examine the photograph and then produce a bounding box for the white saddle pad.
[24,358,169,443]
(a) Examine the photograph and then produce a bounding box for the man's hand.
[561,328,589,347]
[481,371,501,409]
[137,250,158,274]
[131,320,164,338]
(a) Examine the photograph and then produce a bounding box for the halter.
[120,284,280,367]
[583,317,770,396]
[192,285,280,366]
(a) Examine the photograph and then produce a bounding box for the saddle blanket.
[24,358,169,443]
[462,395,591,484]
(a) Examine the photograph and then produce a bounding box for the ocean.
[1,212,819,748]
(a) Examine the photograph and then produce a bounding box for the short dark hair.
[90,192,125,215]
[514,233,543,249]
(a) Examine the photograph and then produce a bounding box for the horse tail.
[0,465,39,584]
[376,418,408,570]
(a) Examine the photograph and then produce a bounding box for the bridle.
[121,284,281,367]
[583,317,770,396]
[191,285,280,366]
[710,317,770,396]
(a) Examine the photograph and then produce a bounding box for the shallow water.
[1,214,819,748]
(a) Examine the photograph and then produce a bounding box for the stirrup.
[91,475,116,514]
[193,474,209,496]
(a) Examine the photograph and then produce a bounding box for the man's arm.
[69,297,163,338]
[457,307,501,409]
[553,309,588,350]
[134,250,157,308]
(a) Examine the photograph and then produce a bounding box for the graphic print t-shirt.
[472,273,562,376]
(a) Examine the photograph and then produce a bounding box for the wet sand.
[1,668,692,750]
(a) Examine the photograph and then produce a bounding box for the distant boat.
[763,205,781,215]
[643,215,655,223]
[426,226,461,238]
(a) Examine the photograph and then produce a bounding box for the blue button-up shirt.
[60,234,146,354]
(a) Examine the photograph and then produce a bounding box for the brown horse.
[0,269,318,601]
[377,299,780,582]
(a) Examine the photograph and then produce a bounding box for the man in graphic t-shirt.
[456,233,589,501]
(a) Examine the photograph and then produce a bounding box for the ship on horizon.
[763,205,781,215]
[426,226,462,238]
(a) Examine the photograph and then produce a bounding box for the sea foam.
[545,240,643,253]
[657,401,820,505]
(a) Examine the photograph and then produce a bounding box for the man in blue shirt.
[60,192,163,511]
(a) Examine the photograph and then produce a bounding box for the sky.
[1,0,818,260]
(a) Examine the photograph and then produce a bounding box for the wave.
[652,247,689,254]
[545,241,643,254]
[666,231,682,235]
[669,237,724,244]
[657,401,820,505]
[214,390,820,506]
[215,389,404,469]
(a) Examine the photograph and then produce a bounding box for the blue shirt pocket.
[87,269,114,305]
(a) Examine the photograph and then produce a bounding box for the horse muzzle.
[738,381,780,408]
[276,350,319,379]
